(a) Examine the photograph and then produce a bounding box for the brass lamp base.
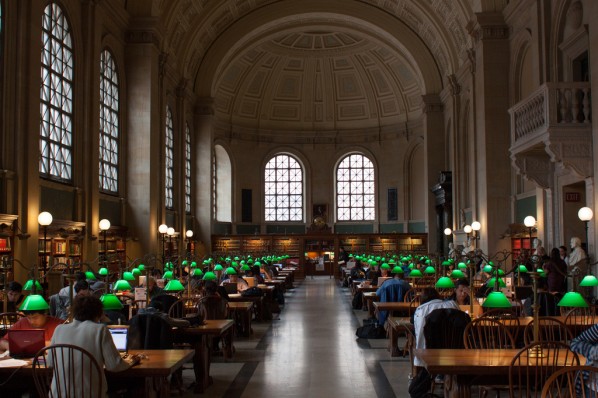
[527,345,546,358]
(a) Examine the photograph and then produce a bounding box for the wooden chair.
[564,307,597,336]
[509,341,580,398]
[541,365,598,398]
[523,317,573,345]
[32,344,103,398]
[167,297,199,319]
[464,318,516,349]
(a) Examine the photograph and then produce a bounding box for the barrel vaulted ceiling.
[127,0,509,135]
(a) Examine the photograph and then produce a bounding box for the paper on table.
[0,358,29,367]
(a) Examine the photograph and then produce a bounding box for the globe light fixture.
[471,221,481,232]
[444,228,452,236]
[158,224,168,265]
[463,225,472,234]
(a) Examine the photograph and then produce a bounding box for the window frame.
[335,153,376,222]
[99,49,120,195]
[165,106,174,210]
[264,153,304,222]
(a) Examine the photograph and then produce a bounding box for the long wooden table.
[173,319,235,393]
[414,348,581,398]
[0,349,193,396]
[227,301,254,336]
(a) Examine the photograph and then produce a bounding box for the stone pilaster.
[194,98,215,250]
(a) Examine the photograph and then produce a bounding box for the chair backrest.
[32,344,103,398]
[480,308,521,341]
[463,318,516,349]
[541,365,598,398]
[564,307,597,336]
[523,317,573,345]
[128,313,174,349]
[167,297,198,319]
[200,295,228,320]
[509,341,580,398]
[424,308,471,349]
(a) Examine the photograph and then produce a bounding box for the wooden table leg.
[444,374,472,398]
[191,336,212,393]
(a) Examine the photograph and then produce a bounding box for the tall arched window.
[336,154,375,221]
[265,154,303,221]
[40,3,74,182]
[99,50,119,193]
[184,123,191,214]
[165,107,174,209]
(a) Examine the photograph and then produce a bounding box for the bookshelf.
[98,226,127,273]
[0,215,17,289]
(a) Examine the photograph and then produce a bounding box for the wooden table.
[173,319,235,393]
[227,301,254,336]
[0,349,193,397]
[414,348,581,398]
[363,292,379,317]
[372,301,415,317]
[228,292,268,321]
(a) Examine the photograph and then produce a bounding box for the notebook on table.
[108,327,128,353]
[7,329,45,358]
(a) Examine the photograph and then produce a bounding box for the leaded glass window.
[40,3,74,182]
[99,50,119,193]
[265,154,303,221]
[185,123,191,214]
[165,107,174,209]
[336,154,375,221]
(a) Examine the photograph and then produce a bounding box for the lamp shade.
[471,221,481,231]
[186,230,194,238]
[225,267,237,275]
[487,277,507,288]
[579,275,598,287]
[457,262,467,270]
[380,263,390,270]
[524,215,536,228]
[463,225,472,234]
[578,207,594,222]
[190,261,197,268]
[483,264,493,273]
[19,294,49,311]
[557,291,589,308]
[85,271,97,281]
[241,264,251,271]
[162,271,174,280]
[203,271,217,281]
[23,279,43,292]
[444,228,452,236]
[191,268,203,277]
[164,279,185,292]
[99,219,111,231]
[113,279,132,291]
[424,266,436,275]
[482,291,512,308]
[409,269,423,278]
[167,227,175,236]
[158,224,168,234]
[517,265,529,273]
[123,271,135,281]
[435,276,455,289]
[214,264,224,271]
[98,267,108,276]
[138,264,145,271]
[37,211,53,226]
[391,266,404,274]
[131,268,141,277]
[450,270,466,279]
[101,293,123,310]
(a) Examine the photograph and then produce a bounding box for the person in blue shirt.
[571,324,598,395]
[375,266,411,326]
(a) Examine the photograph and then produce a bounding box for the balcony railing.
[509,82,591,146]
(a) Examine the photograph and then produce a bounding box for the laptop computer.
[108,327,128,353]
[223,282,238,295]
[7,329,45,358]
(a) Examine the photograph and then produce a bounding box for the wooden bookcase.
[98,226,127,273]
[0,215,17,289]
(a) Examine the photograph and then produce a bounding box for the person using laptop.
[49,295,140,397]
[0,306,63,351]
[220,267,249,292]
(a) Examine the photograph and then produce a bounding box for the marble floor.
[176,276,414,397]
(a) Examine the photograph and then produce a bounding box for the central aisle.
[241,277,384,397]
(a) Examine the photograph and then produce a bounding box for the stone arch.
[213,142,233,222]
[509,29,534,103]
[402,140,425,221]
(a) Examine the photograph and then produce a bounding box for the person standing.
[543,248,568,293]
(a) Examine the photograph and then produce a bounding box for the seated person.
[448,279,471,305]
[375,269,411,325]
[0,307,63,351]
[49,296,138,397]
[52,279,91,320]
[350,260,366,281]
[138,300,191,327]
[413,288,460,368]
[571,323,598,395]
[522,277,558,316]
[6,281,24,312]
[220,271,249,292]
[147,276,164,299]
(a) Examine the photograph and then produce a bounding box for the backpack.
[352,291,364,309]
[355,323,386,339]
[241,286,263,297]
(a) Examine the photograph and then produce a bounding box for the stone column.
[124,28,162,259]
[470,13,512,255]
[194,98,214,252]
[422,94,445,254]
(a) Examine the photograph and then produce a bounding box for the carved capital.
[511,151,553,189]
[125,29,161,47]
[447,74,461,96]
